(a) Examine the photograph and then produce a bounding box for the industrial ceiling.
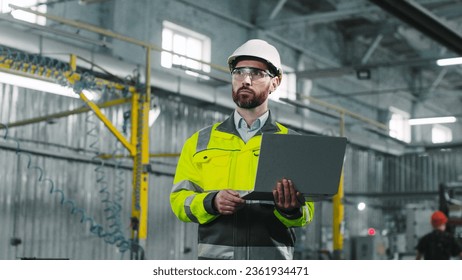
[268,0,462,118]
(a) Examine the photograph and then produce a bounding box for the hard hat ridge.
[228,39,283,80]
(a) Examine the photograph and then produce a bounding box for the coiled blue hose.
[84,112,129,250]
[1,123,135,253]
[1,122,136,253]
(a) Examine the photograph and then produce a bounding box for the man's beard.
[232,87,268,109]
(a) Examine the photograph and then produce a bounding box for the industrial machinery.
[439,182,462,240]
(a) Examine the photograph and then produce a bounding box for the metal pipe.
[0,141,175,176]
[262,6,379,27]
[361,34,384,65]
[0,13,111,48]
[98,153,181,160]
[269,0,288,20]
[175,0,255,29]
[279,98,340,119]
[282,96,389,132]
[8,4,230,73]
[304,95,389,131]
[2,97,130,130]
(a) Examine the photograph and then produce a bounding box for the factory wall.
[1,83,462,259]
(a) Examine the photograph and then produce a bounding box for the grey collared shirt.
[233,110,269,143]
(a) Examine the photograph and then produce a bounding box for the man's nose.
[242,73,252,85]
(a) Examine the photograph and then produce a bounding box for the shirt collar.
[216,110,280,136]
[233,110,269,131]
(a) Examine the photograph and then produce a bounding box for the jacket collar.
[216,110,281,137]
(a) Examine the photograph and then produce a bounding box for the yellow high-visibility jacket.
[170,112,314,259]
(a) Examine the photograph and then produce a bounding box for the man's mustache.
[236,86,255,95]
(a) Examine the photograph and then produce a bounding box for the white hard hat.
[227,39,283,80]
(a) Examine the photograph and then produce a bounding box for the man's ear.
[270,77,280,92]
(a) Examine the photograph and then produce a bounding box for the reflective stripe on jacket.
[170,111,314,259]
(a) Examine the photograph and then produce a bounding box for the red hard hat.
[431,210,448,227]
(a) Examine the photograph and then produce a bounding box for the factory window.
[0,0,46,26]
[389,107,411,143]
[161,21,211,77]
[432,124,452,144]
[270,65,296,102]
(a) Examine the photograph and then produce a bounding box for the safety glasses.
[231,67,274,83]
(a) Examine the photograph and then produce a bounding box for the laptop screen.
[243,134,347,201]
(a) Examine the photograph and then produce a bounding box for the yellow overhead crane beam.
[0,54,139,156]
[3,97,131,129]
[6,4,159,259]
[0,49,150,259]
[6,6,163,259]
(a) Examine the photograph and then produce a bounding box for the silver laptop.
[243,133,347,201]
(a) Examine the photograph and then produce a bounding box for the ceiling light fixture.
[436,57,462,66]
[409,116,456,125]
[0,71,78,98]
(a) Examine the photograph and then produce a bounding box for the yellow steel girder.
[1,50,151,249]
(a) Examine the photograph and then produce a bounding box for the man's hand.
[213,190,245,215]
[273,178,304,213]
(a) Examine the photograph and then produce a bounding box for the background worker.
[416,210,462,260]
[170,39,314,260]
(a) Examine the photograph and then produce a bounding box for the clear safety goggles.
[231,67,274,83]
